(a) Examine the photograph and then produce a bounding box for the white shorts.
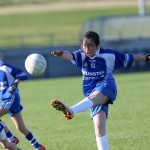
[0,129,6,141]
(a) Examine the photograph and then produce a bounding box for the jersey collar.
[89,47,100,59]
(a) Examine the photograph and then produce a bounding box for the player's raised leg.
[51,97,95,120]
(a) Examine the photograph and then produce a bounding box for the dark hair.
[82,31,100,46]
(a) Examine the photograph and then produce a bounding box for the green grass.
[0,5,150,47]
[2,72,150,150]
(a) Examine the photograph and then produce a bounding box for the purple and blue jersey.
[71,48,133,98]
[71,48,134,117]
[0,60,28,116]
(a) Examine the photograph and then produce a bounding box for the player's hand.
[146,54,150,61]
[9,81,19,93]
[9,84,17,93]
[51,50,63,57]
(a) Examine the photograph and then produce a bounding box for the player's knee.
[88,91,109,106]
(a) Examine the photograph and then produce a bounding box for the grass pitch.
[2,72,150,150]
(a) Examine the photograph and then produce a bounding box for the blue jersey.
[0,61,28,100]
[71,48,133,97]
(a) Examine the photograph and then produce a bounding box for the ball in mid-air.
[25,53,47,76]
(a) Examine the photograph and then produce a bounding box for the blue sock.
[6,131,14,141]
[25,131,40,149]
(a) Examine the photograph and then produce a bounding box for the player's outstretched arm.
[51,50,73,60]
[133,54,150,62]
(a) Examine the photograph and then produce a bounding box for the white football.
[25,53,47,76]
